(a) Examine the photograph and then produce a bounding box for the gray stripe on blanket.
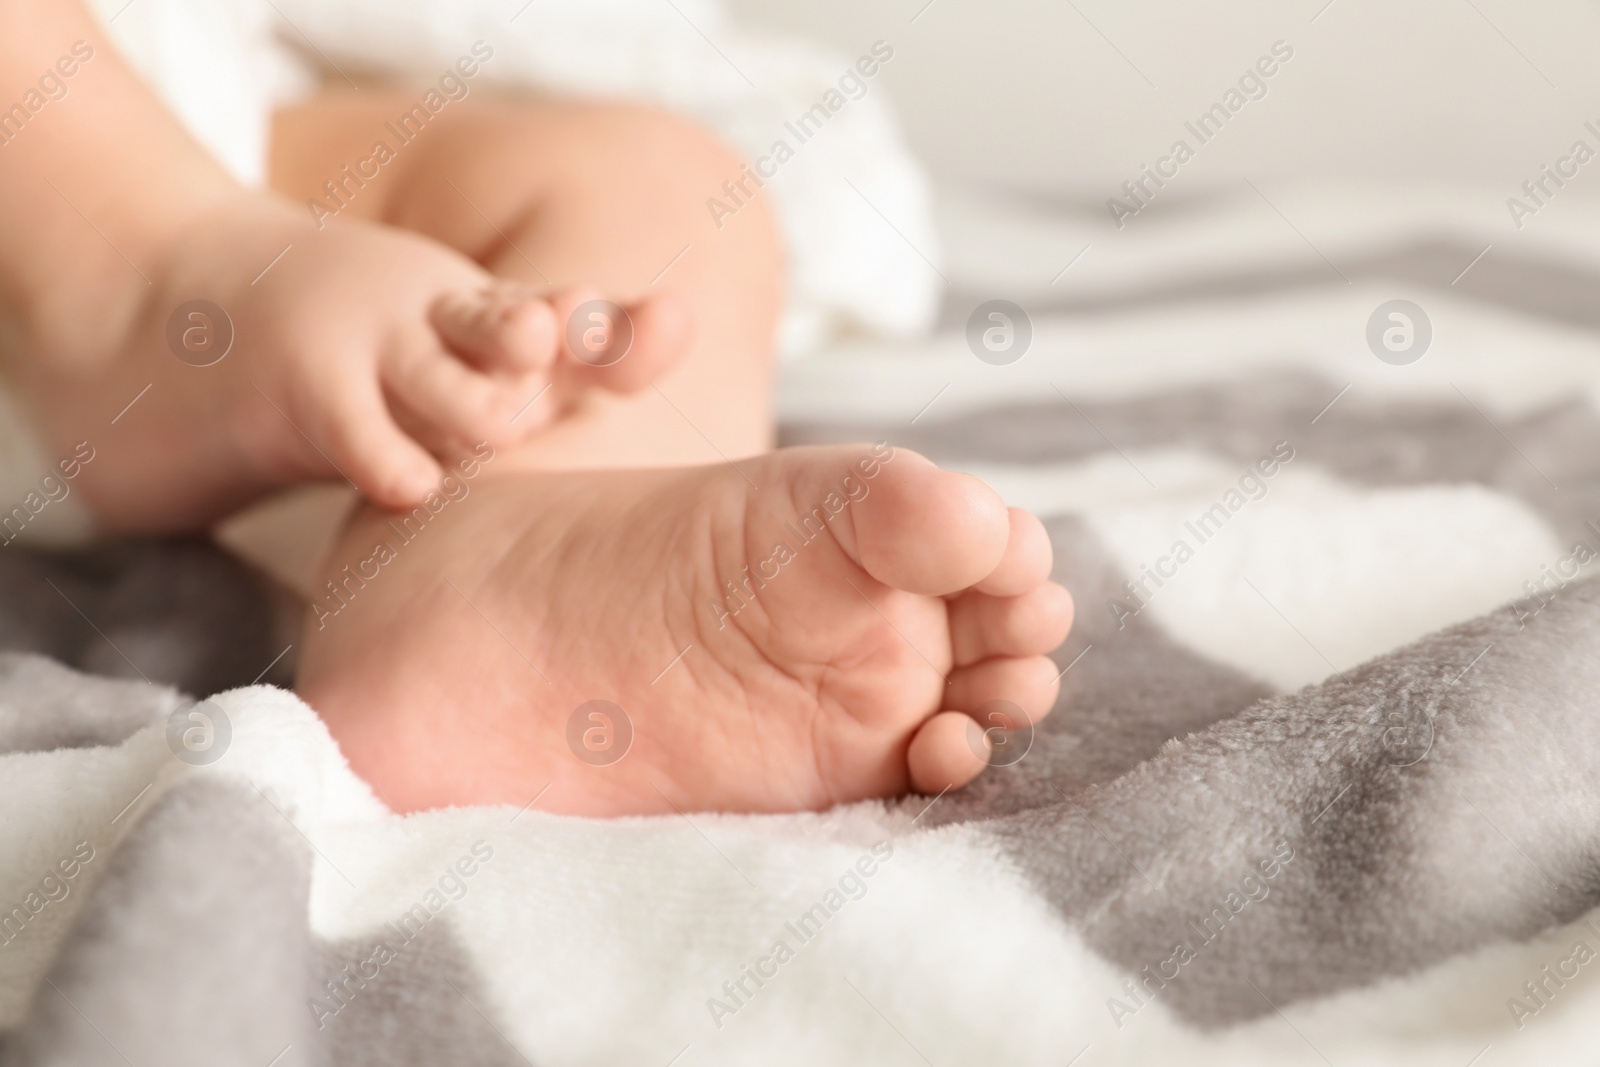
[940,239,1600,333]
[991,575,1600,1028]
[309,929,529,1066]
[782,368,1600,544]
[0,778,317,1067]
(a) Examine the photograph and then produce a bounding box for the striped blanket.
[4,185,1600,1065]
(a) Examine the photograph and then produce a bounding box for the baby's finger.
[430,284,559,375]
[322,381,442,509]
[907,711,990,794]
[384,348,532,450]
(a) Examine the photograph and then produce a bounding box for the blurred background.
[724,0,1598,204]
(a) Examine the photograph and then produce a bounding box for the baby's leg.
[268,91,784,471]
[227,92,785,593]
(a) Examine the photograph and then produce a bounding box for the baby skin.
[296,445,1074,815]
[0,2,691,533]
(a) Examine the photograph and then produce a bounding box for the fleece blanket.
[6,184,1600,1067]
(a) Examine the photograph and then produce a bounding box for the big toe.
[811,446,1010,596]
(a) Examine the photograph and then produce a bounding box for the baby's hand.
[38,195,689,529]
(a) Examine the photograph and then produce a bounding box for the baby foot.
[295,445,1073,815]
[17,195,690,532]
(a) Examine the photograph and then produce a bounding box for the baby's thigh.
[267,88,765,277]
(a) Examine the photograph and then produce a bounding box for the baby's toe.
[973,508,1054,597]
[947,583,1074,667]
[832,451,1010,596]
[945,654,1061,726]
[907,711,990,794]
